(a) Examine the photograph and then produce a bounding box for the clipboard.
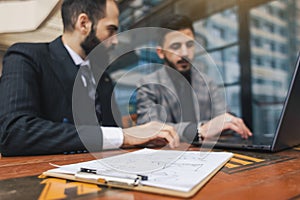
[42,149,233,198]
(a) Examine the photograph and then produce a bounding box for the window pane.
[250,0,300,136]
[194,7,238,50]
[193,7,240,116]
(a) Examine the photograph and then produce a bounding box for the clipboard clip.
[75,168,148,187]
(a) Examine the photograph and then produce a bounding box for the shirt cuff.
[101,127,124,150]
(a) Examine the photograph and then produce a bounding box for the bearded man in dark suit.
[0,0,179,156]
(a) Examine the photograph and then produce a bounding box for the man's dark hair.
[158,14,195,45]
[61,0,107,32]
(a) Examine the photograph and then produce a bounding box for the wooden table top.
[0,145,299,200]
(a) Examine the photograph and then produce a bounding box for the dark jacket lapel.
[48,36,78,103]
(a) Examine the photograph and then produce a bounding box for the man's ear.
[156,46,165,60]
[76,13,92,35]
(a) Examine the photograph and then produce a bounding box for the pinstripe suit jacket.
[136,67,226,138]
[0,37,120,156]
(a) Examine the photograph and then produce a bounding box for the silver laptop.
[193,54,300,152]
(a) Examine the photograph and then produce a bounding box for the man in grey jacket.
[136,14,252,143]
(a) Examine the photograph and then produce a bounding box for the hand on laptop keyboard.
[198,113,252,140]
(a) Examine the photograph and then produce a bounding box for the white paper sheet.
[46,149,233,192]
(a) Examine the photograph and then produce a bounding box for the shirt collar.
[64,44,84,66]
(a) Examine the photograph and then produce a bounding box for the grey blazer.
[136,66,226,138]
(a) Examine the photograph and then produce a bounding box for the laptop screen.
[271,53,300,151]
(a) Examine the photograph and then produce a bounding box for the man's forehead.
[164,29,194,44]
[97,0,119,26]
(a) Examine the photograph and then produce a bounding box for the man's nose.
[111,34,118,45]
[179,44,188,57]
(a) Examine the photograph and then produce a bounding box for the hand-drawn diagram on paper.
[48,149,233,192]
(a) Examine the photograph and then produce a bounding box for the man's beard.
[81,28,101,56]
[164,56,191,72]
